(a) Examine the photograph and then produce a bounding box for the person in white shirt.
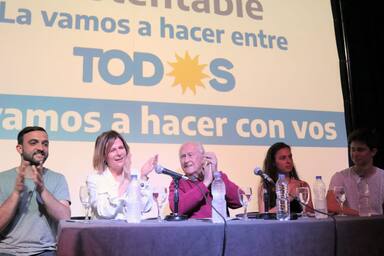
[327,128,384,216]
[87,130,157,220]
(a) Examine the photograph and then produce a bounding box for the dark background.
[333,0,383,168]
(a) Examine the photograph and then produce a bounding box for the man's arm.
[0,170,25,232]
[221,172,242,209]
[0,192,22,232]
[326,172,358,216]
[33,166,71,221]
[169,180,209,215]
[326,190,358,216]
[39,189,71,220]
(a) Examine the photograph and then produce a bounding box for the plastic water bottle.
[313,176,328,219]
[358,179,371,216]
[125,169,142,223]
[276,174,290,221]
[211,171,227,223]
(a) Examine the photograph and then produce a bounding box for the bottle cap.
[278,174,285,179]
[213,171,221,179]
[316,175,322,179]
[130,168,139,177]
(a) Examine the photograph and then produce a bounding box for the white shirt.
[87,168,152,220]
[329,167,384,215]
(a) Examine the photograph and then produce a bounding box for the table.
[57,216,384,256]
[335,215,384,256]
[225,218,334,256]
[57,219,224,256]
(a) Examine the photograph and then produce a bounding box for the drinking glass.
[334,186,346,216]
[296,186,310,217]
[79,185,91,220]
[238,187,252,220]
[152,186,168,222]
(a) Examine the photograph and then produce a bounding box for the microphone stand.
[261,179,275,220]
[263,180,270,213]
[165,177,188,221]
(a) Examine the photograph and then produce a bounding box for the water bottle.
[125,169,142,223]
[276,174,290,221]
[313,176,328,219]
[358,179,371,217]
[211,171,227,223]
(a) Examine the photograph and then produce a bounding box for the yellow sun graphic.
[167,52,209,94]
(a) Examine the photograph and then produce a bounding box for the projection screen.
[0,0,348,216]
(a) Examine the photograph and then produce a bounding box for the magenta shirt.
[168,171,242,218]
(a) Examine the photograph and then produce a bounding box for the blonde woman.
[87,130,157,220]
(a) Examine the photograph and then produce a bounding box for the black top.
[264,185,303,213]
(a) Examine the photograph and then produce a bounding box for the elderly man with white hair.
[168,141,242,219]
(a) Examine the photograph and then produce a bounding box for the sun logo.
[167,52,210,94]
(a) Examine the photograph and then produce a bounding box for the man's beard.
[22,150,48,165]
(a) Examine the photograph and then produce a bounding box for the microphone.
[155,165,189,180]
[254,167,275,184]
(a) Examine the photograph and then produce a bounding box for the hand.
[288,179,307,201]
[203,152,218,173]
[123,152,132,179]
[202,167,213,187]
[14,167,26,194]
[32,164,45,193]
[202,152,217,187]
[141,154,158,180]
